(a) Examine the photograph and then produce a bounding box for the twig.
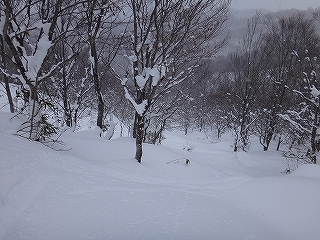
[167,158,190,165]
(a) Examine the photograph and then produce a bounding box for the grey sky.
[232,0,320,11]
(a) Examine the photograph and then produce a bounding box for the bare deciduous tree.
[229,13,266,151]
[1,0,79,140]
[258,13,319,151]
[122,0,230,163]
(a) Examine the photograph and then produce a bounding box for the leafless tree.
[81,0,126,130]
[229,13,266,151]
[1,0,79,140]
[122,0,230,163]
[259,13,320,151]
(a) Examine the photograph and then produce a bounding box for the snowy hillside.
[1,112,320,240]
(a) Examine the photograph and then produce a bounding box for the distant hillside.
[220,7,320,55]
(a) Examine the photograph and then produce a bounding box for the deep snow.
[1,106,320,239]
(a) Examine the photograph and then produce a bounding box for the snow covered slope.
[1,113,320,240]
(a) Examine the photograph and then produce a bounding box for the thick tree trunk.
[97,92,104,129]
[135,114,145,163]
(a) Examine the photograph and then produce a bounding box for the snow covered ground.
[1,101,320,239]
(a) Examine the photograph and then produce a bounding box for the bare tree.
[122,0,230,163]
[229,13,266,151]
[258,13,319,151]
[1,0,79,140]
[84,0,109,129]
[207,76,234,139]
[282,46,320,164]
[81,0,126,131]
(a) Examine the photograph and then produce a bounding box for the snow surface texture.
[1,111,320,239]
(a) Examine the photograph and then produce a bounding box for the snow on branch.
[123,87,147,115]
[278,113,311,135]
[134,65,166,89]
[293,89,319,107]
[23,23,53,80]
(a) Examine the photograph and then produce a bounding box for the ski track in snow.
[170,191,188,240]
[1,113,320,239]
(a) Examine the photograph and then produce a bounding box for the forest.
[1,0,320,166]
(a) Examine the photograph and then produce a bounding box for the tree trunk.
[132,113,138,138]
[62,66,72,127]
[217,128,222,139]
[3,72,14,113]
[97,92,104,129]
[233,128,239,152]
[0,36,14,113]
[310,111,319,164]
[61,44,72,127]
[135,114,145,163]
[28,83,40,140]
[264,131,273,151]
[310,126,317,164]
[89,36,104,129]
[276,136,281,151]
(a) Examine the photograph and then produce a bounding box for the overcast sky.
[232,0,320,11]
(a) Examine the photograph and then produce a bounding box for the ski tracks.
[170,191,189,240]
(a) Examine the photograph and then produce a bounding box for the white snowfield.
[1,113,320,240]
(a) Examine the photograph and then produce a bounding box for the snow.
[150,65,166,87]
[121,77,128,86]
[1,94,320,239]
[124,87,147,115]
[134,66,166,89]
[127,54,137,62]
[23,22,53,80]
[310,85,320,98]
[135,74,148,89]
